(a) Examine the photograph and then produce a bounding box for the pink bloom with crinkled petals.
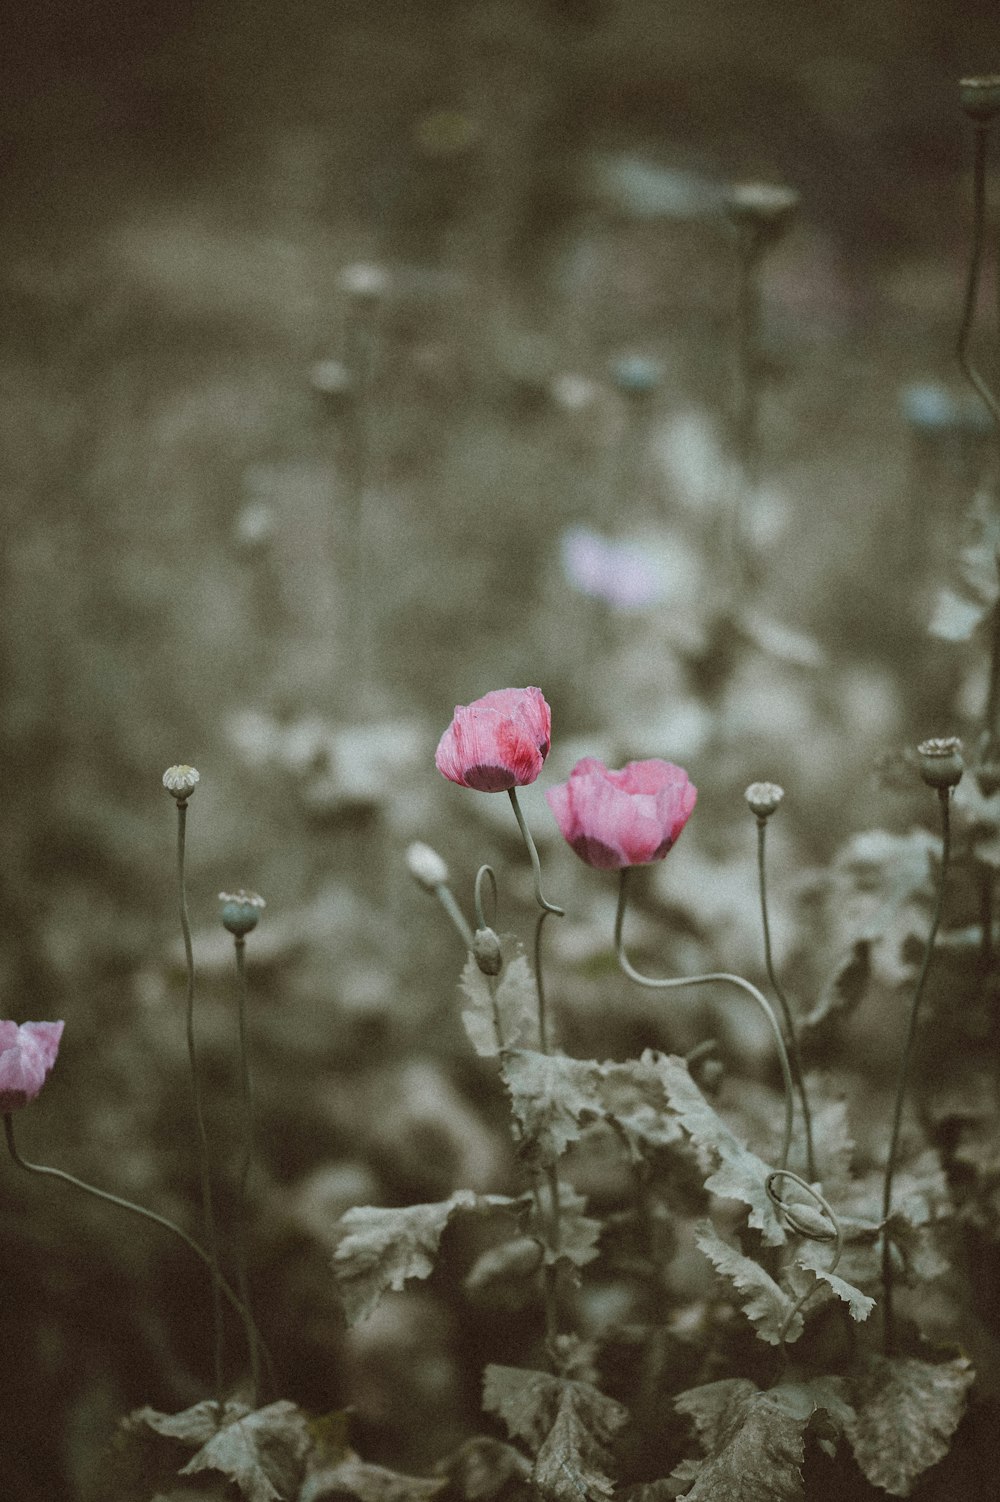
[545,757,696,869]
[0,1020,64,1112]
[436,687,552,792]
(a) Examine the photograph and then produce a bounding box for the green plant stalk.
[233,936,262,1407]
[615,867,795,1171]
[756,818,816,1181]
[506,786,565,1365]
[177,799,225,1400]
[732,233,764,596]
[957,123,1000,458]
[433,881,475,950]
[880,788,952,1354]
[4,1113,250,1336]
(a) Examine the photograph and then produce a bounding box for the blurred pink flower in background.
[546,757,696,869]
[0,1021,64,1112]
[436,687,552,792]
[560,525,667,610]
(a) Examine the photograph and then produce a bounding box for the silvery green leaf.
[332,1191,518,1323]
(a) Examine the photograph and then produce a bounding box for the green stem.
[756,818,816,1181]
[177,799,225,1400]
[233,937,262,1407]
[957,124,1000,462]
[507,788,565,916]
[4,1113,249,1335]
[615,867,795,1171]
[881,788,952,1354]
[433,882,475,950]
[505,790,566,1363]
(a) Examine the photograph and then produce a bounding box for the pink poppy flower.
[0,1020,64,1112]
[545,757,696,869]
[436,687,552,792]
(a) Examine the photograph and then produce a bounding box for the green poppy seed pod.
[473,926,503,977]
[744,781,785,819]
[219,890,266,937]
[405,841,449,892]
[959,76,1000,125]
[917,737,964,790]
[162,765,200,801]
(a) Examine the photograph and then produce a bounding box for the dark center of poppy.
[463,764,515,792]
[571,835,623,869]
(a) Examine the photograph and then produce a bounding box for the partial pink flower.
[0,1021,64,1112]
[545,757,697,869]
[436,687,552,792]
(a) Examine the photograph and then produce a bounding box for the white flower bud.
[405,841,449,892]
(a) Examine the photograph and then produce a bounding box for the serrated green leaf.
[672,1381,810,1501]
[844,1354,975,1496]
[694,1222,801,1344]
[502,1052,596,1161]
[135,1400,311,1502]
[650,1053,784,1244]
[788,1241,875,1324]
[482,1367,627,1448]
[460,948,540,1056]
[500,1051,684,1164]
[300,1457,447,1502]
[333,1191,518,1323]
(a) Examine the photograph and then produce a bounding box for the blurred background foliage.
[2,0,1000,1496]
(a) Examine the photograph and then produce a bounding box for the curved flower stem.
[765,1169,842,1343]
[233,936,262,1407]
[507,789,565,917]
[957,123,1000,456]
[474,865,498,931]
[177,798,225,1400]
[615,867,795,1171]
[881,788,953,1354]
[4,1113,252,1335]
[756,818,815,1181]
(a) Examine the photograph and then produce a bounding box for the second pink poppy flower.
[546,757,697,869]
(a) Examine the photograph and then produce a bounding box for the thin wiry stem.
[233,937,262,1407]
[507,788,565,916]
[4,1113,248,1330]
[615,867,795,1171]
[433,882,475,950]
[756,818,816,1181]
[881,789,953,1354]
[957,125,1000,455]
[177,799,225,1400]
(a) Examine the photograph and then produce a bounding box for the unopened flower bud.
[917,737,964,790]
[219,890,266,937]
[781,1201,836,1241]
[473,926,503,977]
[959,76,1000,125]
[163,765,200,801]
[405,841,449,892]
[745,781,785,819]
